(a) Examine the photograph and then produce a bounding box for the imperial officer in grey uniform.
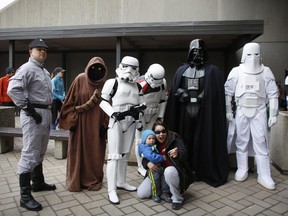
[8,38,56,211]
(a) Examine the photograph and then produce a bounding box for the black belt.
[31,103,51,109]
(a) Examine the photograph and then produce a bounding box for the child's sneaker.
[50,124,56,130]
[152,196,161,203]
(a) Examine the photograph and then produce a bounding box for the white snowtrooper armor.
[100,56,144,204]
[134,63,167,176]
[225,43,279,190]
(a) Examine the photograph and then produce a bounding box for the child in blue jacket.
[138,129,171,203]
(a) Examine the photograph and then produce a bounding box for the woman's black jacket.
[142,131,195,193]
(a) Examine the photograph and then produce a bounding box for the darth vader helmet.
[187,39,208,68]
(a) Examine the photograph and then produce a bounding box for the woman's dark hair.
[152,119,168,131]
[152,119,180,139]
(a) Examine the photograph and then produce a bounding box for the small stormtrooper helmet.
[187,39,208,68]
[145,63,165,88]
[240,42,263,74]
[116,56,139,83]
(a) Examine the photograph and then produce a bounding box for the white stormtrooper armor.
[225,43,279,190]
[134,63,167,176]
[100,56,144,204]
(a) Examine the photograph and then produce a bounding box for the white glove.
[268,98,278,127]
[268,116,277,127]
[225,95,233,122]
[226,113,233,122]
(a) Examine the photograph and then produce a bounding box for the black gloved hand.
[69,125,77,132]
[175,88,189,103]
[100,126,108,138]
[31,112,42,124]
[111,112,125,121]
[23,100,42,124]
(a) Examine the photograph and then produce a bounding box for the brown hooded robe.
[59,57,108,192]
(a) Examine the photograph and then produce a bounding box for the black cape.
[164,63,229,187]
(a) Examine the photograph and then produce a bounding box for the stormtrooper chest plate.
[235,71,265,98]
[112,81,140,106]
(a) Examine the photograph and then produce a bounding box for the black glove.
[69,125,77,132]
[174,88,189,103]
[100,126,108,138]
[111,112,125,121]
[31,112,42,124]
[23,101,42,124]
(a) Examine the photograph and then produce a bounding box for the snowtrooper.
[135,63,167,176]
[100,56,145,204]
[225,42,279,190]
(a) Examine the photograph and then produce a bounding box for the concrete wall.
[0,0,287,87]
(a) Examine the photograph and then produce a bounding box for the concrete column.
[0,106,15,153]
[270,111,288,174]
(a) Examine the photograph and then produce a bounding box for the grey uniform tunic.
[8,57,52,174]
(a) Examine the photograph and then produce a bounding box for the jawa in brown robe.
[59,57,108,192]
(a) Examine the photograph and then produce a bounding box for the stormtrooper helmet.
[187,39,208,67]
[145,63,165,88]
[116,56,139,83]
[240,42,263,74]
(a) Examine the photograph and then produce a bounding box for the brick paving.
[0,118,287,215]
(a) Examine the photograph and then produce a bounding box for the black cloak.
[164,63,229,187]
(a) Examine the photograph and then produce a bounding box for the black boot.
[19,172,42,211]
[31,163,56,192]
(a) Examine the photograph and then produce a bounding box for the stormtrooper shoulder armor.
[226,67,239,81]
[101,78,117,101]
[263,67,276,81]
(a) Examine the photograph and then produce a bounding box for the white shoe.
[257,175,275,190]
[235,151,248,182]
[235,169,248,182]
[255,155,275,190]
[108,190,120,204]
[138,167,147,177]
[117,182,137,191]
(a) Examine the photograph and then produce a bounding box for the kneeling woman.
[137,120,195,210]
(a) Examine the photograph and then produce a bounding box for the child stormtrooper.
[135,63,167,176]
[225,42,279,190]
[100,56,145,204]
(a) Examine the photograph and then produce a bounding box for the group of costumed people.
[9,37,278,212]
[58,39,279,211]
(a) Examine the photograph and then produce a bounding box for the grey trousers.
[137,166,183,203]
[18,109,51,174]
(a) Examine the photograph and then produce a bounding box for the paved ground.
[0,118,287,215]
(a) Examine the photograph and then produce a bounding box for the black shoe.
[152,196,161,203]
[160,192,172,203]
[20,195,42,211]
[19,173,42,211]
[172,202,182,210]
[32,183,56,192]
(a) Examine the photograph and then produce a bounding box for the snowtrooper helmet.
[187,39,208,67]
[145,63,165,88]
[240,42,263,74]
[116,56,139,83]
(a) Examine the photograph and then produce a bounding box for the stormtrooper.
[100,56,145,204]
[135,63,167,176]
[225,42,279,190]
